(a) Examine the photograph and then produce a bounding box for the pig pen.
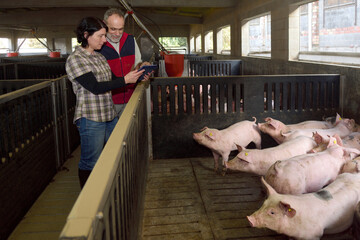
[142,74,355,239]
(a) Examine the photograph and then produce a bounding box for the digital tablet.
[137,65,158,83]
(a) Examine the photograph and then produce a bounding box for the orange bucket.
[49,51,61,58]
[164,54,184,77]
[7,52,19,57]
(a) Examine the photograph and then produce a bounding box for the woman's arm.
[75,72,126,95]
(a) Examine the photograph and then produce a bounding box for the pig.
[281,117,356,143]
[265,136,360,194]
[341,156,360,173]
[311,131,360,153]
[226,136,317,175]
[247,173,360,240]
[257,114,339,144]
[193,117,261,171]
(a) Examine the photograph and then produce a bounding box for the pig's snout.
[247,215,256,227]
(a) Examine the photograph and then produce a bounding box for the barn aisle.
[8,148,81,240]
[140,157,354,240]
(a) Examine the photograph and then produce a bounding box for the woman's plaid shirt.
[66,46,117,123]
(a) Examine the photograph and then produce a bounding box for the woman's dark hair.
[75,17,108,48]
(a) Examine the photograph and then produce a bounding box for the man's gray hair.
[104,8,125,22]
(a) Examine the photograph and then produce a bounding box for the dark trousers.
[78,169,92,189]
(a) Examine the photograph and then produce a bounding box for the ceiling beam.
[0,8,202,27]
[0,0,238,8]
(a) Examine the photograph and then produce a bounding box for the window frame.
[242,13,271,58]
[296,0,360,66]
[204,31,214,54]
[190,36,195,53]
[216,25,231,55]
[195,34,202,53]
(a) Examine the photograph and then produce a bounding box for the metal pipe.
[61,77,71,156]
[32,33,54,52]
[15,38,27,52]
[51,81,61,169]
[0,26,33,31]
[117,0,168,53]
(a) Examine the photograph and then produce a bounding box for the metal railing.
[59,81,151,240]
[0,76,76,166]
[0,76,78,239]
[150,74,342,159]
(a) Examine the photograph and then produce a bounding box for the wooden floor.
[141,157,355,240]
[8,148,81,240]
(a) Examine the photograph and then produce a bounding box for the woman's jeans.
[76,117,118,171]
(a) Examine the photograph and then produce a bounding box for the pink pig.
[341,156,360,173]
[281,118,356,143]
[226,136,316,175]
[257,114,339,144]
[311,131,360,153]
[265,136,360,194]
[193,117,261,171]
[247,173,360,240]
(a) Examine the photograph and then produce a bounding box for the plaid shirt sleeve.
[66,53,93,80]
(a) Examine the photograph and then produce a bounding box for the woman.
[66,17,147,188]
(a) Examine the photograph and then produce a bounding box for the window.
[204,31,213,53]
[159,37,188,54]
[195,34,202,52]
[72,38,80,52]
[299,0,360,65]
[190,36,195,53]
[0,38,10,54]
[242,14,271,57]
[217,25,231,55]
[17,38,48,53]
[324,0,356,28]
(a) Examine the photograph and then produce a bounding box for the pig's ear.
[236,144,244,152]
[333,134,343,146]
[279,201,296,218]
[335,113,342,124]
[327,136,338,148]
[264,117,272,122]
[261,177,277,196]
[205,131,216,140]
[200,126,208,131]
[280,130,291,137]
[343,148,360,160]
[268,119,280,129]
[313,132,323,144]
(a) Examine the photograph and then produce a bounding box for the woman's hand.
[124,69,144,84]
[142,71,152,81]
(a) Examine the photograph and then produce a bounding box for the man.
[99,8,149,116]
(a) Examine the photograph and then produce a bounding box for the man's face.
[106,14,125,43]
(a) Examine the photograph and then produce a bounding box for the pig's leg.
[221,154,229,176]
[212,152,220,171]
[254,135,262,149]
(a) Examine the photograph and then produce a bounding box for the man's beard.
[107,33,122,43]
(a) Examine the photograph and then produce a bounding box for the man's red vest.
[98,32,136,104]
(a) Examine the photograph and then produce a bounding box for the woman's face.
[85,28,107,52]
